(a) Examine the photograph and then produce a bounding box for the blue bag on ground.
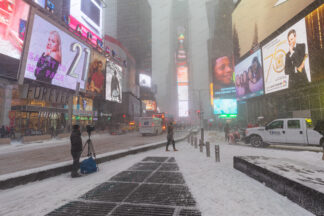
[80,157,98,174]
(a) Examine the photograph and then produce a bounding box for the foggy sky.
[149,0,211,118]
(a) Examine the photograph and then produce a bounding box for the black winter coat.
[70,129,82,152]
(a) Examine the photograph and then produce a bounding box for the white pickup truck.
[245,118,324,147]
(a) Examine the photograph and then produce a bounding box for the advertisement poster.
[0,0,29,59]
[24,14,91,90]
[86,51,106,94]
[213,99,237,115]
[235,49,264,100]
[143,100,156,111]
[212,55,236,97]
[73,96,93,116]
[305,4,324,82]
[139,73,151,88]
[69,0,102,46]
[262,18,310,94]
[105,60,122,103]
[33,0,45,8]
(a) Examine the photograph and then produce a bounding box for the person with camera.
[70,125,82,178]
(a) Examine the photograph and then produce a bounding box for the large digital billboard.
[23,14,91,90]
[213,99,237,115]
[143,100,156,111]
[106,61,122,103]
[86,51,106,94]
[235,49,264,100]
[179,101,189,117]
[212,56,236,97]
[0,0,29,79]
[262,18,310,94]
[139,73,151,88]
[69,0,102,44]
[177,66,188,82]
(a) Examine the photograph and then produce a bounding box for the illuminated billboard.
[0,0,29,79]
[213,56,236,97]
[106,60,122,103]
[33,0,45,7]
[179,101,189,117]
[262,18,310,94]
[178,85,189,101]
[235,49,264,100]
[213,99,237,115]
[69,0,102,45]
[139,74,151,88]
[177,66,188,82]
[86,51,106,94]
[23,14,91,90]
[143,100,156,111]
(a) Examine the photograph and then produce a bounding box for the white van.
[139,117,163,136]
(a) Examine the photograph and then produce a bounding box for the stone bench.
[0,138,11,145]
[22,135,52,144]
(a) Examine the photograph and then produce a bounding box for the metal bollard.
[199,139,203,152]
[215,145,220,162]
[194,137,198,148]
[206,141,210,157]
[191,136,193,146]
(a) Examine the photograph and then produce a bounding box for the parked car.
[245,118,324,147]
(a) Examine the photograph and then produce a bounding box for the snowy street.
[0,131,320,216]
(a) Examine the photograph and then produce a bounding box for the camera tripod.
[82,132,96,158]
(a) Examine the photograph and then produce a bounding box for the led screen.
[70,0,102,38]
[0,0,29,79]
[262,18,310,94]
[106,61,122,103]
[212,55,236,97]
[213,99,237,115]
[86,51,106,95]
[178,85,188,101]
[143,100,156,111]
[178,101,189,117]
[235,49,264,100]
[23,14,91,90]
[177,66,188,82]
[139,74,151,88]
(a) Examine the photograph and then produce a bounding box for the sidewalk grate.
[110,204,175,216]
[142,157,169,163]
[110,171,152,183]
[81,182,138,202]
[45,201,116,216]
[146,172,185,184]
[128,162,161,171]
[179,209,202,216]
[158,163,180,171]
[125,184,196,206]
[167,157,176,163]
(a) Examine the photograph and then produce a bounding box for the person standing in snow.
[224,123,230,142]
[70,125,83,178]
[166,122,177,151]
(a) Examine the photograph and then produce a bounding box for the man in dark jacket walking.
[70,125,83,178]
[166,122,177,151]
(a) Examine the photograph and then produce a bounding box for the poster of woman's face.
[234,49,264,100]
[23,14,91,90]
[86,51,106,94]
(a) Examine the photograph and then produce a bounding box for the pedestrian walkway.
[46,156,201,216]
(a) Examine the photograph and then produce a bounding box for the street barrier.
[215,145,220,162]
[206,141,210,157]
[199,139,203,153]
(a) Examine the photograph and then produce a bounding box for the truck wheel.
[250,135,263,147]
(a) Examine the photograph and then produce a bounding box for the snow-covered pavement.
[0,131,321,216]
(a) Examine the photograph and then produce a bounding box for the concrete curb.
[0,130,198,190]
